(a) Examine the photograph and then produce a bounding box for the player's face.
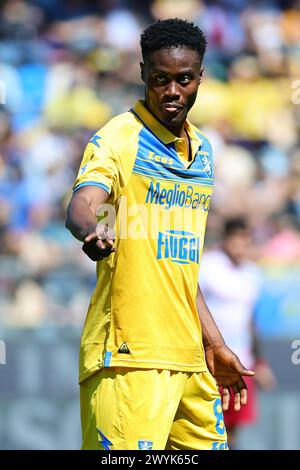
[223,231,251,264]
[141,47,203,135]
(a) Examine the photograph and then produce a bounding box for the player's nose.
[165,80,180,99]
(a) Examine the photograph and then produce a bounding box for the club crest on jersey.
[199,153,213,178]
[157,230,200,265]
[138,440,153,450]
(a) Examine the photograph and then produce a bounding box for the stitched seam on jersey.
[114,125,141,201]
[132,170,213,187]
[109,358,207,367]
[135,155,214,176]
[132,163,214,184]
[114,372,129,450]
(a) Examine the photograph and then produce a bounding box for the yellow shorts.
[80,367,228,450]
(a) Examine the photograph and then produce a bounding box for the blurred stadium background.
[0,0,300,450]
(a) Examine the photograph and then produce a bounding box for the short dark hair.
[223,218,249,238]
[140,18,207,62]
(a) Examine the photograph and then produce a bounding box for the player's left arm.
[196,285,255,411]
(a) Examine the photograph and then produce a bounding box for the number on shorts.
[213,398,225,435]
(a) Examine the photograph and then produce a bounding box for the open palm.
[205,344,255,411]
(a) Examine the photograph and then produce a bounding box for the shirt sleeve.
[73,133,122,199]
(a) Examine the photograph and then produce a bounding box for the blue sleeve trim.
[73,181,111,194]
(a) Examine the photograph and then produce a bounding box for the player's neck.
[168,123,186,139]
[144,101,186,138]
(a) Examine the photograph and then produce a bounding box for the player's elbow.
[65,213,81,241]
[65,203,72,231]
[65,202,76,235]
[65,215,71,232]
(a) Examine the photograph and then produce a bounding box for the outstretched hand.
[205,344,255,411]
[82,224,116,261]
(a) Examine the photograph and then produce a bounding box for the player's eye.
[179,76,192,84]
[154,74,167,84]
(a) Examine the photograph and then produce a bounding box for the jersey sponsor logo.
[146,181,211,212]
[147,151,174,165]
[96,428,113,450]
[211,441,229,450]
[138,440,153,450]
[157,230,200,265]
[118,342,130,354]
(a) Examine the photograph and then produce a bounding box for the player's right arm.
[66,186,116,261]
[67,122,135,259]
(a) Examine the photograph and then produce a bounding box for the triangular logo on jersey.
[118,342,130,354]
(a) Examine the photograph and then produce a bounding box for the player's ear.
[140,62,145,82]
[199,66,204,85]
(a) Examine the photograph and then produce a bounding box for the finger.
[101,238,117,252]
[240,387,248,406]
[235,378,248,406]
[107,245,117,252]
[241,370,255,377]
[232,384,241,411]
[232,357,255,376]
[97,239,117,255]
[222,387,230,411]
[104,238,115,247]
[96,239,107,250]
[84,232,97,243]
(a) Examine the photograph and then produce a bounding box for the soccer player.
[66,18,255,450]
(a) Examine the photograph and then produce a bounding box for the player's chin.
[161,111,185,127]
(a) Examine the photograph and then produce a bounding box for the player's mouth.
[161,103,184,114]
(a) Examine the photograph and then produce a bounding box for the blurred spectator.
[200,218,276,448]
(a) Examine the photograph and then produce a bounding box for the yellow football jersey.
[73,100,214,383]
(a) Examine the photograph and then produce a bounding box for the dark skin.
[141,48,205,163]
[141,47,203,147]
[66,46,254,411]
